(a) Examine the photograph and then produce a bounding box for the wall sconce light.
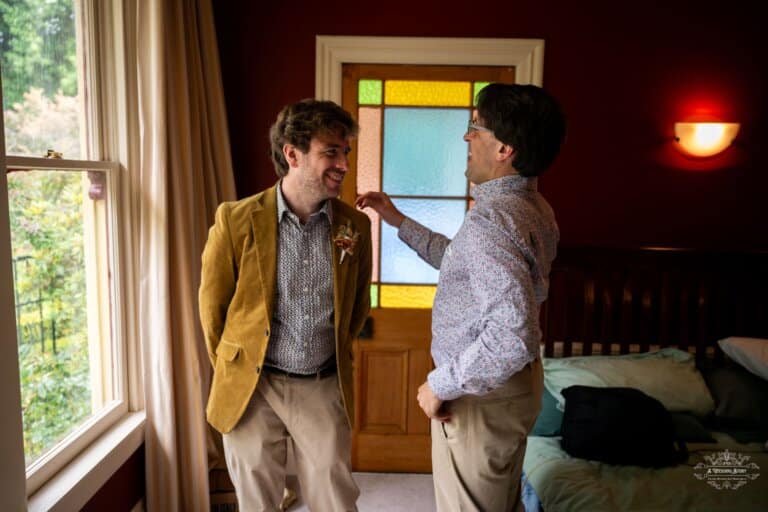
[674,122,740,157]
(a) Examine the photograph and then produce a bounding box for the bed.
[521,247,768,512]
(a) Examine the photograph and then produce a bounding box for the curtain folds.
[135,0,236,509]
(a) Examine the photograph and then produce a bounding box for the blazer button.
[255,366,261,374]
[265,329,270,337]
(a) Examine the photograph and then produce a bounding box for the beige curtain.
[135,0,236,510]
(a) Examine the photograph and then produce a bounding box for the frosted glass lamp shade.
[674,122,740,157]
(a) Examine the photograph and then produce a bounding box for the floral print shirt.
[398,175,558,400]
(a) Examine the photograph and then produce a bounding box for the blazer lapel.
[250,185,278,320]
[330,202,354,339]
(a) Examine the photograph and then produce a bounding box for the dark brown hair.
[477,84,566,177]
[269,99,359,177]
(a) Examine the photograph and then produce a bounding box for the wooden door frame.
[315,36,545,104]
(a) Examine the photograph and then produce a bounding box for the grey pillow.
[700,365,768,442]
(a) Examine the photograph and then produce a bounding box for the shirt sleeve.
[397,217,452,270]
[427,213,538,400]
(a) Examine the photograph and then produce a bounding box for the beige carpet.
[286,472,436,511]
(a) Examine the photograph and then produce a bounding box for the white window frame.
[0,1,144,509]
[315,36,545,102]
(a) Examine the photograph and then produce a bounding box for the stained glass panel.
[384,80,471,107]
[370,284,379,308]
[380,198,465,284]
[383,108,469,196]
[356,107,381,195]
[473,82,490,106]
[380,285,436,309]
[359,79,382,105]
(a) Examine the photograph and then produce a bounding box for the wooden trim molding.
[316,36,545,103]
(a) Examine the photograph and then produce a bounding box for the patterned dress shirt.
[398,175,558,400]
[264,183,336,373]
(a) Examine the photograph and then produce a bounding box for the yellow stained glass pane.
[384,81,471,107]
[359,79,383,104]
[473,82,490,106]
[370,284,379,308]
[380,285,436,309]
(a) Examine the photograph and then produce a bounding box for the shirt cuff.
[427,365,463,401]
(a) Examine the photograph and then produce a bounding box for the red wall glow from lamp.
[674,122,740,157]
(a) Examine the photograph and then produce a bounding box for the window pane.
[8,169,113,466]
[383,108,469,196]
[0,0,81,159]
[380,284,436,309]
[356,107,381,196]
[384,80,471,107]
[380,198,465,284]
[358,79,382,105]
[473,82,490,106]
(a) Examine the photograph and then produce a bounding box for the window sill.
[27,411,145,512]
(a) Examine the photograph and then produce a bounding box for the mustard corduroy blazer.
[199,184,372,434]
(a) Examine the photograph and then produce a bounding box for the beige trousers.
[222,371,359,512]
[431,359,544,512]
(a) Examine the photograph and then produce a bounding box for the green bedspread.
[523,433,768,512]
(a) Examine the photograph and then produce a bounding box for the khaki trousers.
[431,359,544,512]
[222,371,359,512]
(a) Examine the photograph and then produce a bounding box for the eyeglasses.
[467,121,494,135]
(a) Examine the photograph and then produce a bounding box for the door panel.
[352,308,432,472]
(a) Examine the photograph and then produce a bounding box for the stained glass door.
[342,64,516,472]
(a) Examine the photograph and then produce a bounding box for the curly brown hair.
[269,99,359,177]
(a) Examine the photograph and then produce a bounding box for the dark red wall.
[81,444,144,511]
[212,1,766,250]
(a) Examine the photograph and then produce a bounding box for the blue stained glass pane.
[381,199,466,284]
[383,108,469,196]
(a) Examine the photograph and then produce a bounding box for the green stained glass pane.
[359,79,382,105]
[370,284,379,308]
[473,82,490,106]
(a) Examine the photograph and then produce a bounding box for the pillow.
[699,365,768,442]
[718,337,768,380]
[670,412,716,443]
[530,386,563,436]
[559,385,688,467]
[543,347,715,417]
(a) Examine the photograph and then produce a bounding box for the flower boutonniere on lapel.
[333,221,360,264]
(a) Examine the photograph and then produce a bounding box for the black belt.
[262,364,337,379]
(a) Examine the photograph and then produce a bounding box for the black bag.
[560,385,688,467]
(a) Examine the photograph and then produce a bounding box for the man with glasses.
[357,83,566,511]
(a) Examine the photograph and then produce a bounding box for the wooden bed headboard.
[540,247,768,361]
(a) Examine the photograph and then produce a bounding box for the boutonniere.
[333,221,360,264]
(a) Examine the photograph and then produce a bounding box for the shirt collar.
[470,174,537,201]
[276,180,333,224]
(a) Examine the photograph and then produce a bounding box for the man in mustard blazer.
[199,99,371,511]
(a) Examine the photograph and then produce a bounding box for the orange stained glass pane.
[380,285,437,309]
[362,207,380,282]
[384,80,471,107]
[356,107,381,195]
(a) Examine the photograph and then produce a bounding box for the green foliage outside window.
[2,0,92,465]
